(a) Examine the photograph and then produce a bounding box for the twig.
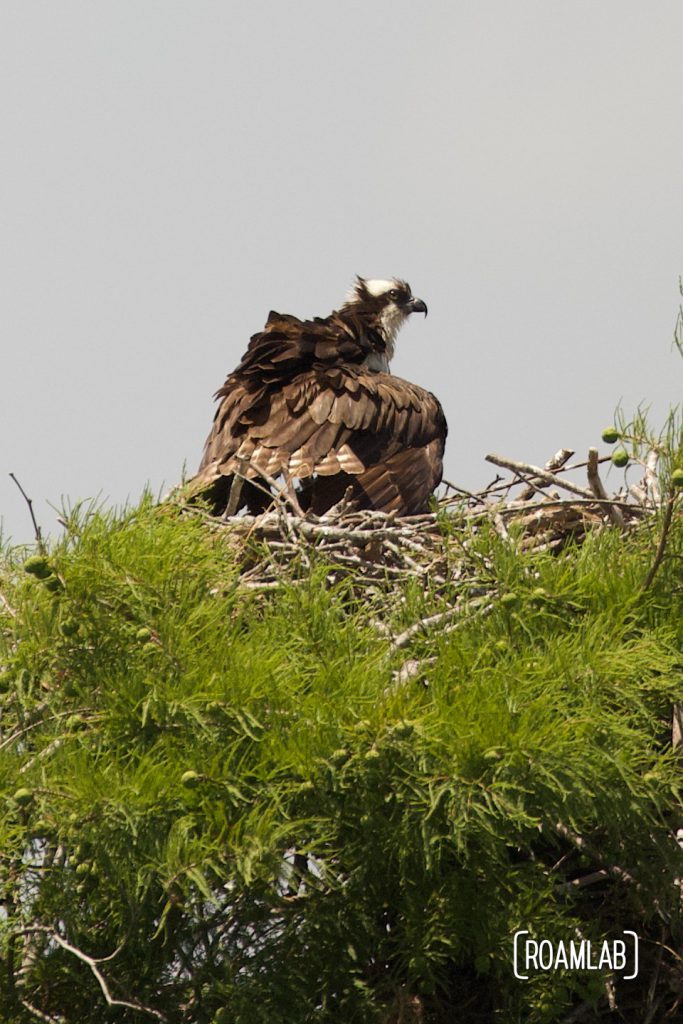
[586,448,625,528]
[641,489,677,593]
[645,449,661,506]
[556,869,609,893]
[468,455,613,503]
[605,977,617,1012]
[19,999,64,1024]
[324,485,357,518]
[492,512,511,543]
[9,473,45,551]
[387,656,437,691]
[257,468,306,518]
[0,708,96,754]
[390,597,494,657]
[518,448,574,501]
[390,606,464,652]
[629,482,648,505]
[489,497,641,517]
[0,589,17,618]
[439,479,481,501]
[555,822,640,890]
[224,460,247,517]
[672,703,683,754]
[16,927,167,1022]
[485,454,596,501]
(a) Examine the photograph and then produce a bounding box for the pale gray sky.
[2,1,682,543]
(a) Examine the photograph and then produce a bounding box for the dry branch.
[16,927,167,1022]
[555,822,641,891]
[485,453,598,501]
[586,447,625,527]
[517,448,574,501]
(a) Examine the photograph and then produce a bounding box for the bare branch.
[485,454,596,501]
[645,449,661,506]
[390,605,464,653]
[225,460,247,517]
[641,490,677,593]
[19,999,64,1024]
[555,822,641,890]
[518,448,575,501]
[9,473,45,550]
[672,703,683,754]
[555,869,609,893]
[16,927,167,1022]
[586,448,625,527]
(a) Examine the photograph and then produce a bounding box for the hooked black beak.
[409,297,428,316]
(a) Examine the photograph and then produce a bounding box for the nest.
[182,447,654,599]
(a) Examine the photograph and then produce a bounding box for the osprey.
[189,277,447,516]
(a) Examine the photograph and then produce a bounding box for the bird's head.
[341,277,428,352]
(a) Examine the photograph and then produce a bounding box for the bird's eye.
[388,289,400,301]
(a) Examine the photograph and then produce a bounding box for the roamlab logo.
[513,931,639,981]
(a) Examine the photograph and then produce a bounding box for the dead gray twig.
[586,447,625,528]
[19,999,64,1024]
[518,448,575,501]
[645,449,661,506]
[16,927,166,1022]
[672,703,683,754]
[485,454,597,501]
[555,869,609,893]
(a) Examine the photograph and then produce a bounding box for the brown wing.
[188,310,446,515]
[195,309,372,467]
[321,436,446,516]
[219,308,379,389]
[191,368,446,516]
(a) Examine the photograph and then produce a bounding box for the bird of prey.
[188,277,447,516]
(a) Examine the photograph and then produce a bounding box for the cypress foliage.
[1,443,683,1021]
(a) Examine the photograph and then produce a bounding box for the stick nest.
[182,447,653,598]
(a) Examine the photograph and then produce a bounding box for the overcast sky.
[2,1,682,544]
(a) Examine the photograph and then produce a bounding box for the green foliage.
[1,486,683,1023]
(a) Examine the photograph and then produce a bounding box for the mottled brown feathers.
[189,279,447,516]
